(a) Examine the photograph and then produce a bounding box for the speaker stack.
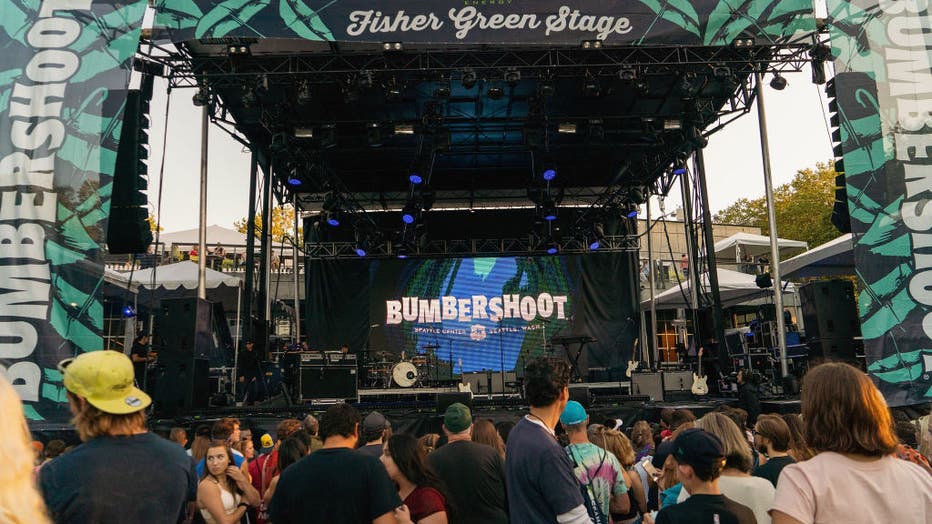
[151,298,213,414]
[799,279,862,361]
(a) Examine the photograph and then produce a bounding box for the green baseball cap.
[443,402,472,433]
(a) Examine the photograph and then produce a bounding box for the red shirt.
[404,486,446,521]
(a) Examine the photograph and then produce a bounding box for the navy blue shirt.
[505,417,584,524]
[39,432,196,524]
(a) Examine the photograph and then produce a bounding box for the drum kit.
[365,345,440,388]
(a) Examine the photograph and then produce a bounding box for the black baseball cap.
[671,428,725,469]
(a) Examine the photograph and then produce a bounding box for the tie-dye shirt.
[565,442,628,520]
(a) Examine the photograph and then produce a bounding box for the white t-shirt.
[770,451,932,524]
[678,474,775,524]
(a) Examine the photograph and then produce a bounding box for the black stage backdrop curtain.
[307,253,638,377]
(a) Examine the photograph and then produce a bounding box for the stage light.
[581,40,602,49]
[461,69,477,89]
[558,122,577,134]
[664,119,682,130]
[367,122,382,147]
[192,86,210,107]
[294,128,313,138]
[434,83,451,98]
[401,204,417,224]
[385,78,402,101]
[409,173,423,185]
[770,73,788,90]
[733,37,754,47]
[325,210,342,227]
[393,123,415,135]
[355,246,367,257]
[542,169,556,181]
[383,42,403,52]
[487,85,504,100]
[296,81,312,104]
[287,176,302,186]
[588,239,601,250]
[713,65,732,78]
[545,238,559,254]
[504,69,521,86]
[122,305,136,318]
[538,78,555,97]
[587,222,605,250]
[618,68,637,81]
[634,78,650,95]
[542,200,557,221]
[227,44,250,56]
[626,206,639,219]
[673,166,687,175]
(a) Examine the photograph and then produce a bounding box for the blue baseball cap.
[560,400,588,425]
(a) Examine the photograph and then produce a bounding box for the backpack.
[567,446,610,524]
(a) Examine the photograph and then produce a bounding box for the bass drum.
[392,361,419,388]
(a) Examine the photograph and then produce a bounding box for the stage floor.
[353,380,632,402]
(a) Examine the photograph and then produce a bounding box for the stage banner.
[826,0,932,406]
[306,254,639,377]
[153,0,814,46]
[0,0,147,420]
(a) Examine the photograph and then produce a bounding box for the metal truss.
[145,41,816,91]
[297,186,609,211]
[306,234,638,259]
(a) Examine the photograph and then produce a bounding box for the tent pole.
[197,104,208,300]
[755,70,789,378]
[293,192,301,346]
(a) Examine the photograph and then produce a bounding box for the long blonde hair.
[0,376,51,524]
[695,412,753,472]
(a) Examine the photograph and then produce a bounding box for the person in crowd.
[778,414,813,462]
[195,418,248,477]
[560,402,630,520]
[382,434,448,524]
[31,440,44,467]
[129,333,156,391]
[259,433,275,455]
[302,414,324,453]
[771,363,932,523]
[668,410,697,437]
[419,433,440,455]
[752,415,795,487]
[358,411,393,458]
[893,420,932,474]
[249,418,304,524]
[197,442,261,524]
[262,434,311,507]
[268,403,401,524]
[495,420,515,444]
[680,254,688,276]
[237,340,261,403]
[240,426,253,446]
[39,351,196,524]
[472,418,506,459]
[190,424,212,460]
[427,403,508,524]
[0,375,51,523]
[589,424,648,523]
[234,437,256,462]
[679,412,774,524]
[654,419,696,509]
[631,420,655,462]
[644,429,756,524]
[505,357,588,524]
[659,408,675,440]
[38,439,66,468]
[170,427,188,448]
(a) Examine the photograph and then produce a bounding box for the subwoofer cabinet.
[300,366,357,401]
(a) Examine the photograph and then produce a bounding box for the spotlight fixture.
[382,42,403,52]
[487,85,504,100]
[296,81,312,104]
[558,122,578,134]
[293,128,314,138]
[504,69,521,86]
[545,238,559,255]
[712,65,732,78]
[385,78,402,101]
[192,85,210,107]
[542,168,557,181]
[366,122,382,147]
[542,199,557,221]
[733,37,755,47]
[393,123,415,135]
[395,241,412,259]
[810,44,832,85]
[538,77,555,97]
[226,44,250,56]
[626,205,639,219]
[770,73,788,90]
[679,74,695,96]
[663,119,682,130]
[672,165,687,175]
[580,40,602,49]
[461,69,478,89]
[354,242,367,257]
[122,305,136,318]
[587,223,606,251]
[618,68,637,81]
[325,209,343,227]
[287,176,302,186]
[401,203,417,224]
[409,173,423,185]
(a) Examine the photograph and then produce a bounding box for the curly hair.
[524,358,570,407]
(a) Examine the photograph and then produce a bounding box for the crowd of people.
[2,350,931,524]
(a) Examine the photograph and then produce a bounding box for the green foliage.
[714,161,840,249]
[234,204,302,245]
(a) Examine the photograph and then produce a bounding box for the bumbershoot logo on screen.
[386,293,568,324]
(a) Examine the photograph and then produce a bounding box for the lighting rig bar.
[297,186,608,211]
[306,235,639,260]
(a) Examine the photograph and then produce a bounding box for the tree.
[146,214,164,233]
[234,204,302,245]
[714,161,840,249]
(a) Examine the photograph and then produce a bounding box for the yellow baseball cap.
[260,433,274,449]
[58,350,151,414]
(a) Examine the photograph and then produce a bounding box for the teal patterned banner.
[153,0,815,45]
[827,0,932,406]
[0,0,147,420]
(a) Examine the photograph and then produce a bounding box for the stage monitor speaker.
[631,372,664,401]
[436,392,473,414]
[300,366,357,400]
[799,279,861,340]
[153,357,209,415]
[569,385,591,408]
[663,370,694,392]
[462,372,488,395]
[153,298,212,359]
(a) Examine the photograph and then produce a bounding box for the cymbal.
[370,350,394,359]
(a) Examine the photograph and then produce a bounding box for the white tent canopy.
[642,268,795,310]
[156,224,247,248]
[780,234,854,279]
[128,261,241,290]
[712,232,808,260]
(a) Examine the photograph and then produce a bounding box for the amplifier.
[325,352,357,365]
[300,353,324,363]
[300,365,357,400]
[631,372,664,401]
[663,371,694,392]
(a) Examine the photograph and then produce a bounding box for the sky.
[145,64,833,234]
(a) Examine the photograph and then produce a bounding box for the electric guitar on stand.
[691,347,709,395]
[625,338,640,377]
[456,358,473,396]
